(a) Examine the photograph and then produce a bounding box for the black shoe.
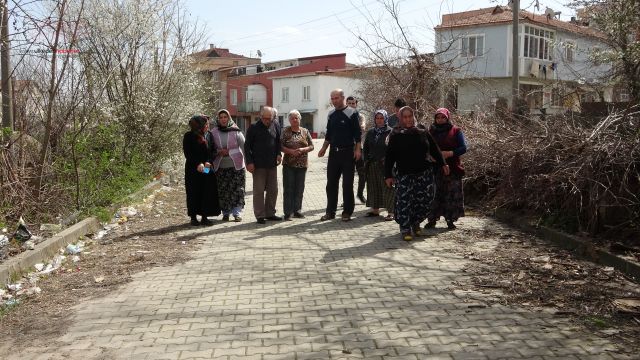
[266,215,283,221]
[321,214,335,221]
[190,218,200,226]
[424,220,436,229]
[222,214,230,221]
[293,212,305,219]
[233,215,242,222]
[447,220,457,230]
[284,214,292,221]
[256,218,266,224]
[201,218,214,226]
[357,194,366,204]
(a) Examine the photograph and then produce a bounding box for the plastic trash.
[4,299,19,306]
[0,234,8,247]
[72,255,80,263]
[7,283,22,292]
[13,218,32,242]
[31,235,45,244]
[34,263,45,272]
[22,240,35,250]
[94,276,104,283]
[118,206,138,218]
[65,244,82,255]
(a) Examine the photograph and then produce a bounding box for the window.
[230,89,237,106]
[565,41,575,62]
[523,25,554,60]
[551,88,562,107]
[461,35,484,57]
[302,85,311,101]
[281,87,289,103]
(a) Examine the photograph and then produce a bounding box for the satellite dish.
[545,7,561,19]
[256,50,262,57]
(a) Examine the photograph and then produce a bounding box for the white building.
[435,6,623,114]
[271,70,363,136]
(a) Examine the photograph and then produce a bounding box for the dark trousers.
[282,166,307,216]
[252,167,278,219]
[356,159,366,197]
[326,148,355,216]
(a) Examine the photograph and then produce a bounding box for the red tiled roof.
[190,47,253,59]
[436,6,607,40]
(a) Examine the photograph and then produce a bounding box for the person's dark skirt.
[185,167,221,217]
[429,172,464,222]
[365,160,394,211]
[394,168,435,233]
[216,167,246,213]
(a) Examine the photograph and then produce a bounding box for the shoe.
[222,214,230,221]
[424,220,436,229]
[365,211,380,217]
[321,214,335,221]
[284,214,292,221]
[293,212,305,218]
[266,215,283,221]
[384,214,394,221]
[256,218,266,224]
[412,224,423,236]
[402,232,413,241]
[190,218,200,226]
[447,220,457,230]
[341,213,352,222]
[200,218,214,226]
[357,194,366,204]
[233,216,242,222]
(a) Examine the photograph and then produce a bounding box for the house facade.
[272,69,363,136]
[224,53,347,132]
[435,6,617,114]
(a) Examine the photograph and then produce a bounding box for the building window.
[461,35,484,57]
[523,25,554,60]
[302,85,311,101]
[551,88,562,107]
[230,89,237,106]
[565,41,575,62]
[281,87,289,103]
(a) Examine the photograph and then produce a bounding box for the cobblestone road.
[4,141,634,359]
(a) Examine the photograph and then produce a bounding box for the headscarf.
[216,109,240,132]
[189,114,208,144]
[269,108,279,138]
[431,107,453,133]
[372,109,389,141]
[397,106,417,129]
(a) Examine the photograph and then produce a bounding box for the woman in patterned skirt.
[280,110,314,220]
[210,109,246,222]
[426,108,467,229]
[384,106,448,241]
[363,109,395,221]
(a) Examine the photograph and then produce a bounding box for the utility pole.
[1,0,13,131]
[511,0,520,113]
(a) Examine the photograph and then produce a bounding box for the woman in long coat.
[183,115,221,225]
[363,109,395,221]
[426,108,467,229]
[384,106,448,241]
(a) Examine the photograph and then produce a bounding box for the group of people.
[182,88,467,241]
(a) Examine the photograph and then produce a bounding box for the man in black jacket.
[245,106,282,224]
[318,89,362,221]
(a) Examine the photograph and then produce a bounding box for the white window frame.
[565,41,575,63]
[230,89,237,106]
[523,25,554,61]
[460,34,484,58]
[281,87,289,103]
[302,85,311,101]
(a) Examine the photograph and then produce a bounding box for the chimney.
[209,44,215,49]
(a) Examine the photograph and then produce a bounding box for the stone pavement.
[3,141,633,359]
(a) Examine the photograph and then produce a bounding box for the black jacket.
[244,120,282,168]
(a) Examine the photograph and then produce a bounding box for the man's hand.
[354,147,362,161]
[442,151,454,159]
[385,178,394,188]
[246,164,255,173]
[318,147,326,157]
[204,162,212,169]
[197,163,205,173]
[442,165,450,176]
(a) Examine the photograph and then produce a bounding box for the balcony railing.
[237,101,264,113]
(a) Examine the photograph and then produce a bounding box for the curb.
[0,217,101,285]
[494,208,640,282]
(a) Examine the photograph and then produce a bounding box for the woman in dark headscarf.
[183,114,221,226]
[426,108,467,229]
[384,106,448,241]
[210,109,246,222]
[363,109,395,221]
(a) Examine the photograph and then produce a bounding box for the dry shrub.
[458,106,640,240]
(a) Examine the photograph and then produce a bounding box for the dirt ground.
[0,183,202,349]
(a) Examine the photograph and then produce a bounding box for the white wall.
[273,75,362,134]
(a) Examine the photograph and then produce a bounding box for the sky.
[184,0,575,64]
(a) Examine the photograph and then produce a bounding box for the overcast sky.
[184,0,575,64]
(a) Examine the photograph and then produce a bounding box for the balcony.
[237,101,264,113]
